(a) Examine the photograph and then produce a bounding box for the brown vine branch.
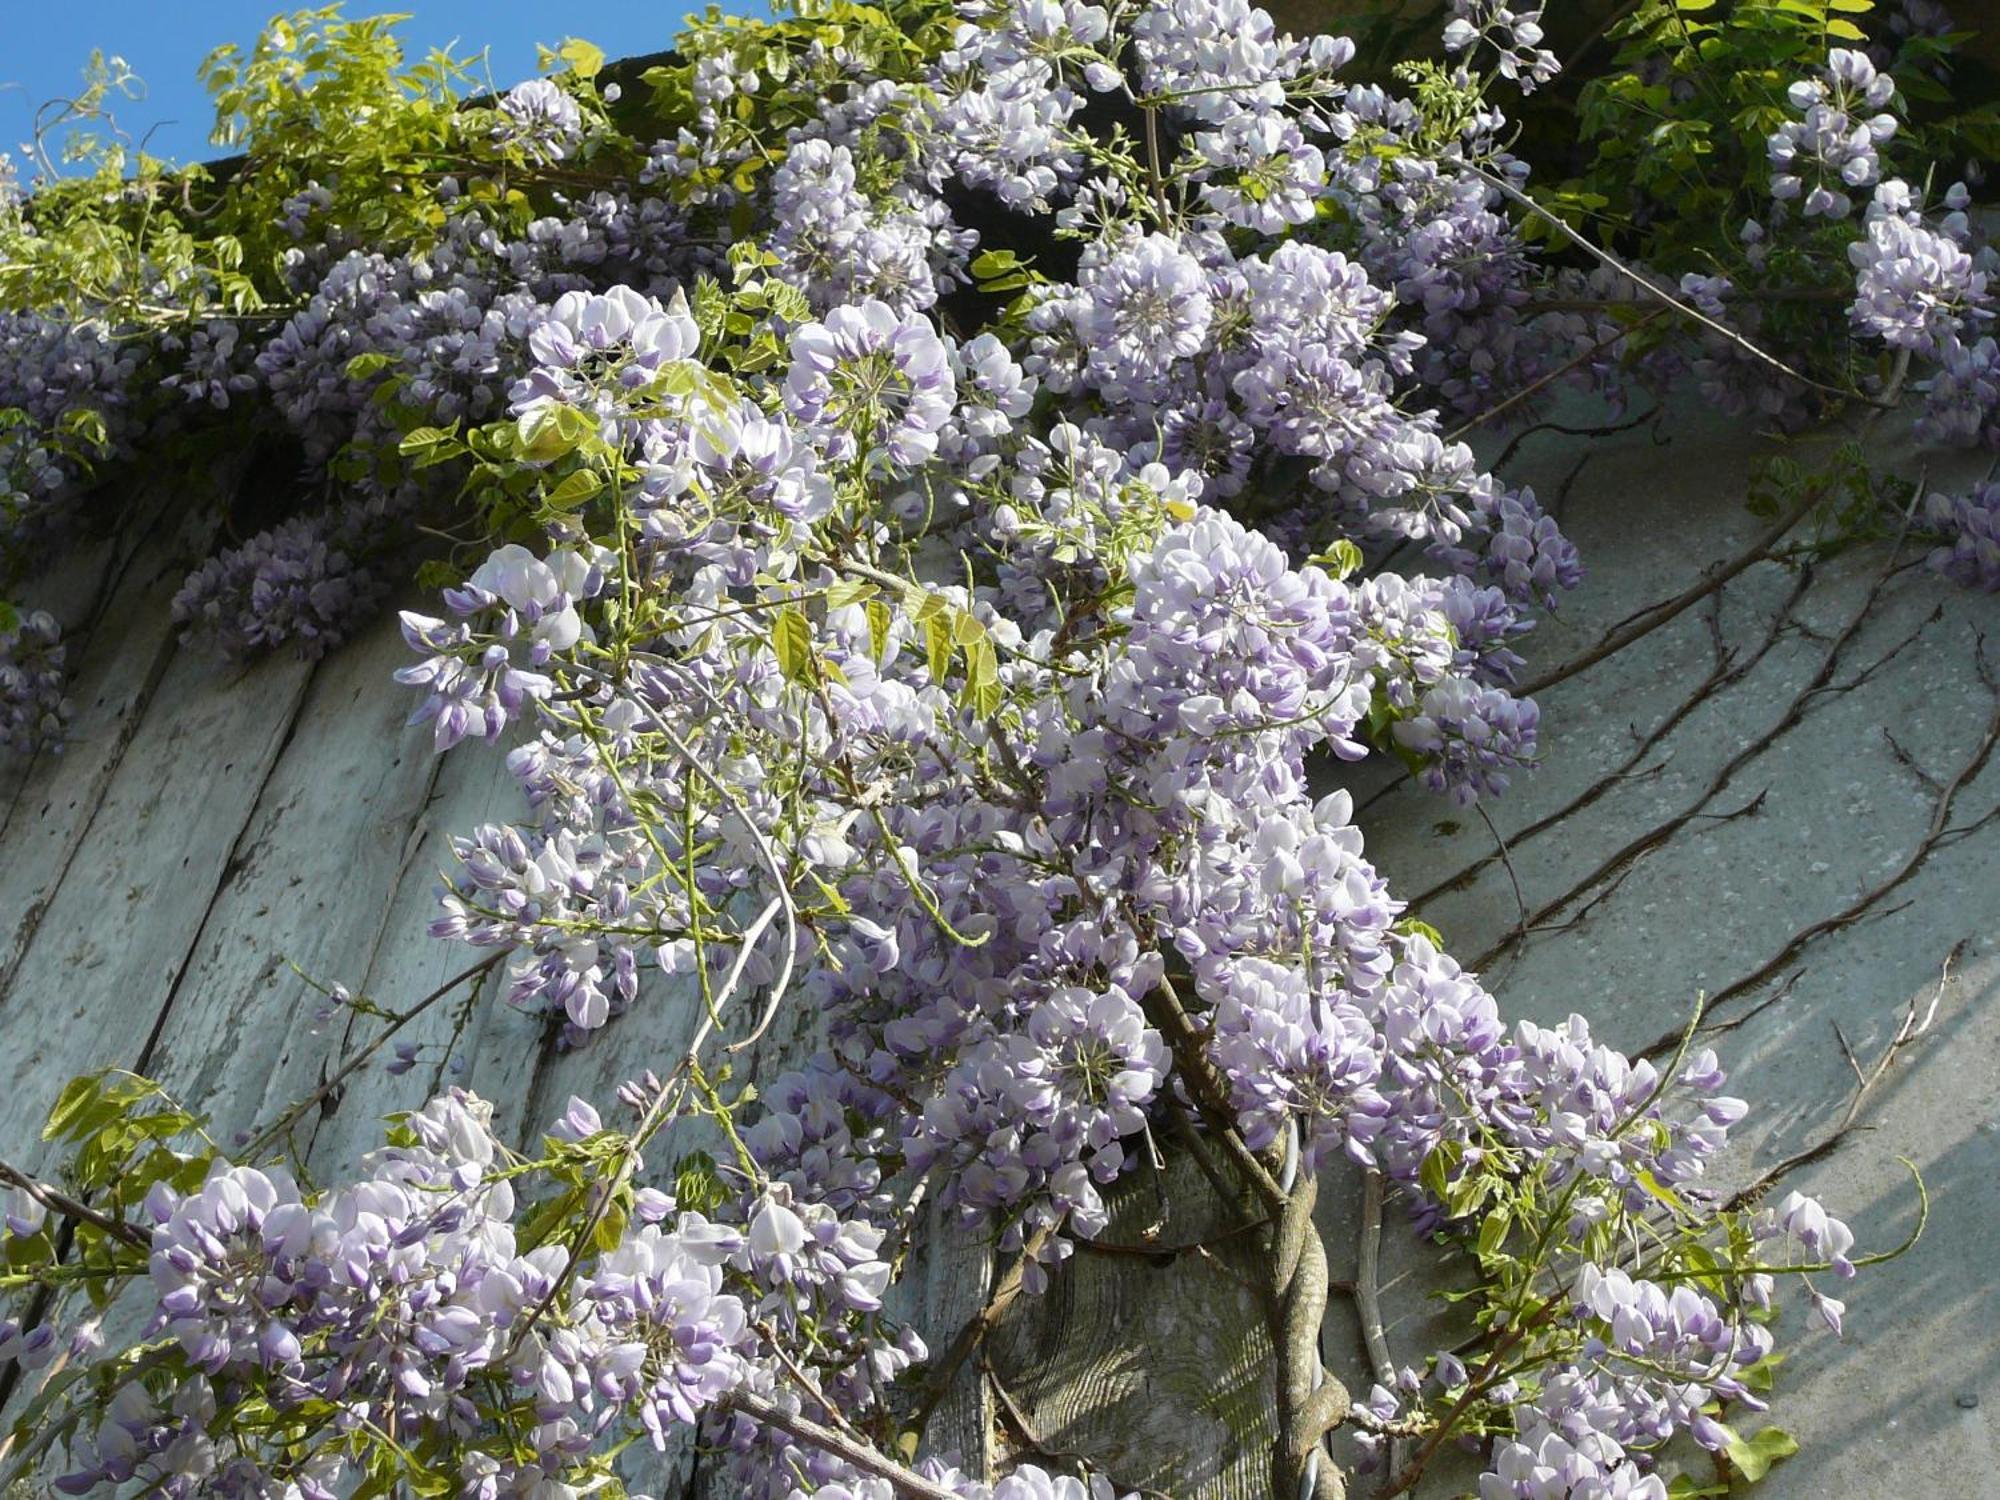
[0,1161,150,1250]
[1353,1169,1410,1488]
[1724,940,1965,1212]
[756,1318,869,1445]
[905,1224,1052,1442]
[1409,576,1803,913]
[1445,309,1669,439]
[1490,400,1663,472]
[724,1390,965,1500]
[1270,1162,1346,1500]
[1637,648,2000,1058]
[981,1353,1180,1500]
[1519,287,1848,315]
[1517,477,1827,699]
[237,951,505,1162]
[1355,1172,1395,1389]
[1474,524,1939,974]
[1142,975,1288,1211]
[1372,1296,1563,1500]
[1472,165,1886,410]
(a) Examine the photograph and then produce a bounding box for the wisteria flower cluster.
[1920,479,2000,591]
[1768,48,1899,221]
[0,606,71,754]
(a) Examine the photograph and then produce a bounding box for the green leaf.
[1738,1351,1785,1393]
[866,597,893,662]
[925,613,954,683]
[825,579,877,610]
[559,38,605,78]
[1725,1425,1800,1483]
[591,1198,628,1253]
[43,1075,103,1143]
[1634,1168,1687,1212]
[1826,17,1866,38]
[542,468,603,510]
[675,1150,726,1215]
[517,404,593,463]
[1393,917,1446,948]
[772,605,816,685]
[397,424,464,469]
[1476,1207,1510,1256]
[0,599,17,634]
[962,636,1001,717]
[1310,538,1364,580]
[1418,1139,1459,1203]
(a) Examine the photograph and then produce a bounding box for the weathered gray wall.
[0,482,991,1497]
[989,399,2000,1496]
[3,396,1997,1496]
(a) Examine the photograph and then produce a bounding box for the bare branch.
[0,1161,150,1250]
[1725,940,1966,1209]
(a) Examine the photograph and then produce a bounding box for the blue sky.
[2,2,767,174]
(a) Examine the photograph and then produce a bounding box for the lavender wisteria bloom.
[1442,2,1559,91]
[913,985,1168,1281]
[497,78,585,163]
[1071,232,1215,404]
[1195,112,1326,233]
[1850,195,1990,357]
[1922,480,2000,590]
[172,510,387,661]
[0,606,71,753]
[512,286,704,444]
[1206,956,1384,1167]
[783,300,957,466]
[396,542,608,750]
[576,1221,751,1443]
[1768,48,1898,219]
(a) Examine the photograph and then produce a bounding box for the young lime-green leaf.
[543,468,603,510]
[772,605,816,685]
[825,578,877,610]
[518,404,593,463]
[397,424,462,464]
[1311,538,1365,580]
[925,613,954,683]
[1738,1351,1785,1393]
[962,636,1002,716]
[560,38,606,78]
[866,597,893,662]
[1725,1425,1799,1483]
[1634,1169,1686,1212]
[1394,916,1446,948]
[1419,1140,1457,1203]
[43,1075,105,1142]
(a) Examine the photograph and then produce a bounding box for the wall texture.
[3,394,1997,1496]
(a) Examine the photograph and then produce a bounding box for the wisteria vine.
[0,2,1980,1498]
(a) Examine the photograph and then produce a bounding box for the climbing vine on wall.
[0,2,1986,1497]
